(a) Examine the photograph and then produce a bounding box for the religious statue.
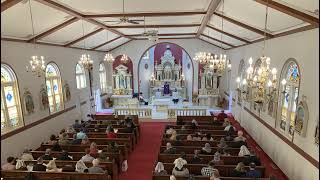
[112,65,133,95]
[23,88,35,115]
[40,84,49,110]
[63,81,71,102]
[163,82,170,95]
[294,97,309,136]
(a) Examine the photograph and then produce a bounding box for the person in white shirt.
[80,148,95,163]
[20,149,34,161]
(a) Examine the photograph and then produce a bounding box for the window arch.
[46,63,64,114]
[238,59,245,80]
[1,64,23,134]
[75,63,86,89]
[278,59,301,135]
[99,62,107,93]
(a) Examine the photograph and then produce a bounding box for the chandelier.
[79,54,93,70]
[193,52,213,64]
[121,54,129,64]
[236,0,277,106]
[103,31,115,63]
[26,0,46,77]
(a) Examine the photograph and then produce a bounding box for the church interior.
[1,0,319,179]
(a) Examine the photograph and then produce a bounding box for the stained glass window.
[99,63,107,93]
[1,64,23,134]
[46,63,64,114]
[287,63,300,83]
[76,64,86,89]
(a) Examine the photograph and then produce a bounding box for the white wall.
[110,39,224,94]
[1,41,105,164]
[225,29,319,180]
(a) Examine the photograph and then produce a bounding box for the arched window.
[238,59,245,80]
[99,63,107,93]
[46,63,64,114]
[1,64,23,134]
[278,60,300,135]
[75,64,86,89]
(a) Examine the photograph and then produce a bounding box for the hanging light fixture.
[238,0,277,106]
[78,20,93,70]
[193,52,213,65]
[26,0,46,77]
[103,31,115,63]
[121,54,129,64]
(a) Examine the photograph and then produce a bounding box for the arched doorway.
[112,55,134,95]
[137,42,194,102]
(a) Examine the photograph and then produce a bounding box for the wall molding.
[224,91,319,169]
[1,100,88,140]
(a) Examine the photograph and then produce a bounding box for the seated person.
[89,142,99,158]
[165,126,176,135]
[106,127,117,139]
[154,162,167,175]
[58,133,70,145]
[211,151,224,165]
[169,131,177,141]
[2,156,16,171]
[139,92,148,105]
[246,163,262,178]
[66,125,76,134]
[179,152,187,162]
[217,110,227,122]
[106,141,119,153]
[32,157,47,171]
[51,141,62,152]
[212,116,223,126]
[210,169,221,180]
[190,150,202,164]
[47,134,57,145]
[72,134,82,144]
[81,148,95,163]
[238,145,250,157]
[81,136,91,145]
[172,135,183,146]
[88,159,108,174]
[94,125,100,132]
[76,128,87,140]
[217,138,228,149]
[20,149,34,161]
[57,150,73,161]
[58,129,66,138]
[230,162,247,177]
[200,143,213,155]
[122,121,135,133]
[201,161,217,177]
[202,133,214,141]
[186,134,193,141]
[172,157,189,176]
[192,133,202,141]
[42,149,53,160]
[243,149,261,166]
[222,149,231,156]
[98,148,111,162]
[163,142,176,154]
[73,119,82,129]
[234,130,246,142]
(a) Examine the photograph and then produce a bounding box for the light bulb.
[267,80,272,87]
[266,57,271,64]
[271,68,277,75]
[242,79,247,85]
[281,79,287,85]
[253,76,257,82]
[236,77,241,83]
[248,57,253,65]
[258,68,262,75]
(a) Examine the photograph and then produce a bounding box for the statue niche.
[112,65,133,95]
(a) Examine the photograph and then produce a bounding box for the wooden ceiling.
[1,0,319,52]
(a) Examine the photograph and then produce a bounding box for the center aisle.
[118,122,166,180]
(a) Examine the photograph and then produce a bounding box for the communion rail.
[168,108,208,118]
[114,107,152,118]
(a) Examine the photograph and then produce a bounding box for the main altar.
[149,45,187,99]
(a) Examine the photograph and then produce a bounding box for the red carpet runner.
[118,122,166,180]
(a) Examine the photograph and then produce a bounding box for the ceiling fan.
[102,0,144,25]
[141,16,159,41]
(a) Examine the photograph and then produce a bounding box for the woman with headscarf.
[154,162,167,175]
[75,160,88,172]
[200,143,212,155]
[238,145,250,157]
[172,157,189,176]
[217,138,228,149]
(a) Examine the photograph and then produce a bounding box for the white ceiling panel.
[99,15,204,26]
[55,0,211,14]
[41,21,97,44]
[1,0,69,39]
[200,35,231,49]
[209,15,263,41]
[279,0,319,15]
[71,30,119,49]
[203,27,246,46]
[116,27,198,35]
[217,0,307,33]
[96,38,130,51]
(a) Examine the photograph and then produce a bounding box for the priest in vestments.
[163,82,170,95]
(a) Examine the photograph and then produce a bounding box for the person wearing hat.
[200,143,213,155]
[154,162,167,175]
[172,157,189,176]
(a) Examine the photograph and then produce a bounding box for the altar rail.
[168,108,207,118]
[114,107,152,119]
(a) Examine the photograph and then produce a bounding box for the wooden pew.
[161,163,265,177]
[1,170,111,180]
[162,140,244,147]
[160,146,241,156]
[163,134,235,140]
[157,154,246,165]
[23,160,118,180]
[168,125,225,130]
[177,116,214,125]
[167,129,232,136]
[37,144,127,163]
[93,115,139,125]
[152,174,268,180]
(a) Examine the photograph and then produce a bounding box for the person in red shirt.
[217,110,227,122]
[89,142,99,158]
[106,127,117,139]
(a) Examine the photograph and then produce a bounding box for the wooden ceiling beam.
[34,0,129,39]
[83,11,207,18]
[64,28,104,47]
[197,37,227,50]
[213,12,274,38]
[110,24,201,29]
[206,24,251,43]
[196,0,221,37]
[255,0,319,26]
[127,33,196,37]
[107,40,133,52]
[91,36,122,50]
[27,17,78,42]
[1,0,23,12]
[201,34,235,48]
